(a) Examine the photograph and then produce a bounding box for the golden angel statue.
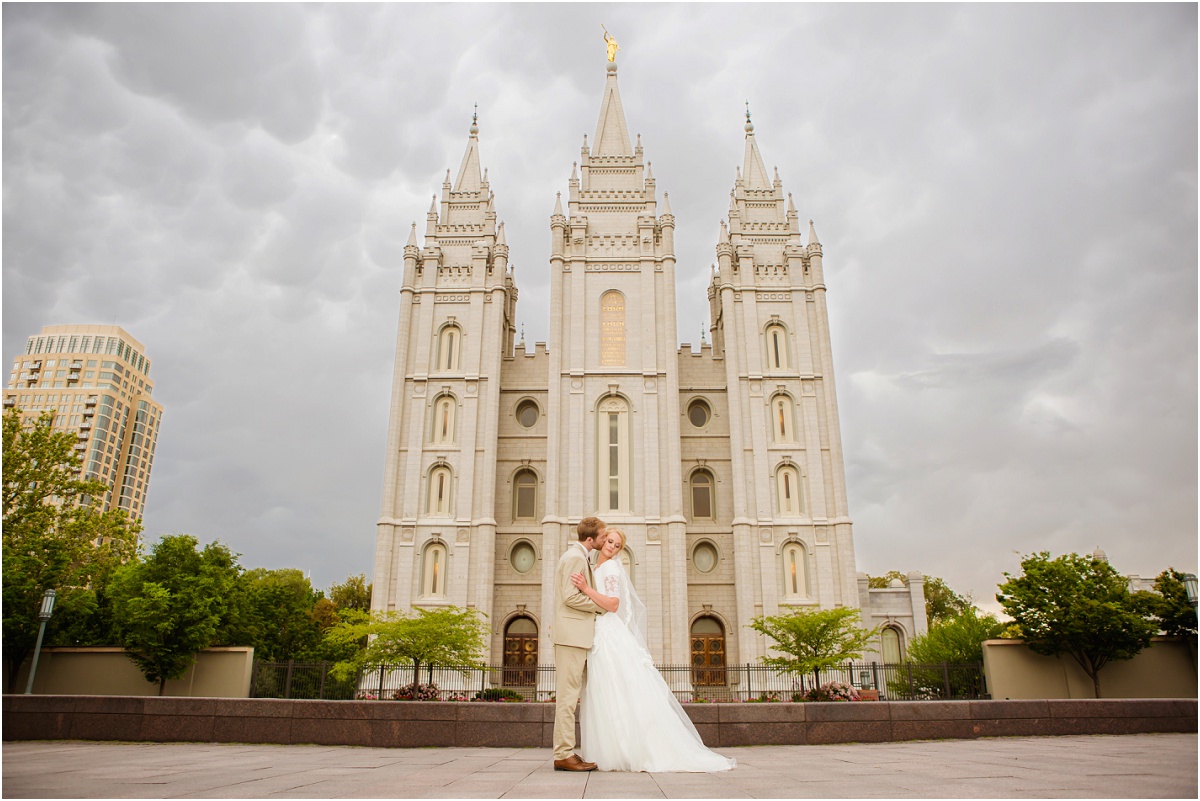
[602,26,620,63]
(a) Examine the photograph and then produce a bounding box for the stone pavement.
[3,733,1195,798]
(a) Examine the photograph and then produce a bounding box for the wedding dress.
[579,558,735,772]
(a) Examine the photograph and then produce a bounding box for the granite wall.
[4,696,1195,747]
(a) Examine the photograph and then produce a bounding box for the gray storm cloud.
[3,4,1194,606]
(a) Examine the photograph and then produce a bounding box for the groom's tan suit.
[552,541,605,761]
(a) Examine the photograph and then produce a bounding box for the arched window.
[765,323,789,371]
[432,395,456,444]
[882,626,904,664]
[776,465,803,516]
[421,541,448,598]
[437,325,462,372]
[600,291,626,367]
[690,470,714,520]
[427,465,453,516]
[513,469,537,521]
[781,541,809,600]
[597,396,630,513]
[771,395,795,443]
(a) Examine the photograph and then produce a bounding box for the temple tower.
[707,109,859,660]
[539,60,691,663]
[373,115,517,619]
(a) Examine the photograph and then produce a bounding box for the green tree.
[997,551,1158,698]
[220,568,323,662]
[329,573,372,612]
[324,606,488,685]
[1146,568,1198,637]
[109,534,241,695]
[748,607,879,685]
[906,607,1005,665]
[2,409,141,691]
[867,571,971,625]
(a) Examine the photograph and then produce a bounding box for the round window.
[516,400,539,428]
[687,399,710,428]
[511,542,536,573]
[693,542,718,573]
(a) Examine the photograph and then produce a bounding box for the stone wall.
[982,637,1197,700]
[4,696,1194,748]
[4,647,254,698]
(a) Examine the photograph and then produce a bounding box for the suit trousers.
[552,644,589,760]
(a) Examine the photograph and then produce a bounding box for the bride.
[569,529,735,773]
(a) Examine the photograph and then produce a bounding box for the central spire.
[593,63,633,156]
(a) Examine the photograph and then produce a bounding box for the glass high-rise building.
[4,324,163,521]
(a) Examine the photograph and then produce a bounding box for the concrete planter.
[3,695,1195,748]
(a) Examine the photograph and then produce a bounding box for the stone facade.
[372,64,925,673]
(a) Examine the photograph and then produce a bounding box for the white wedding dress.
[579,559,735,773]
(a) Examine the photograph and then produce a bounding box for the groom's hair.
[577,516,606,542]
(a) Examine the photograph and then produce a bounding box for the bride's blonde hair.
[605,529,626,551]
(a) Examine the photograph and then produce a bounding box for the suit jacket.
[552,542,606,648]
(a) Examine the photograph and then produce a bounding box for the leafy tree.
[748,607,879,685]
[109,534,241,695]
[329,573,372,612]
[866,571,906,589]
[997,551,1158,698]
[867,571,970,625]
[2,409,141,691]
[219,568,323,662]
[906,607,1005,665]
[324,606,488,684]
[1145,568,1198,637]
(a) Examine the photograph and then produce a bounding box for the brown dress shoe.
[553,754,597,771]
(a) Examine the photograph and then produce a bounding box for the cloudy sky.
[4,4,1195,611]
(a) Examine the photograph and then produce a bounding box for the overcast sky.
[4,4,1195,612]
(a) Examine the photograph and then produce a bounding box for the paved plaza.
[3,733,1195,798]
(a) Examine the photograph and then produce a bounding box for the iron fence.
[251,660,986,702]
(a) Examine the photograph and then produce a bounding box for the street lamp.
[1183,574,1198,610]
[24,588,57,695]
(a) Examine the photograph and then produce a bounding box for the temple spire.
[742,102,770,189]
[808,219,821,246]
[406,222,418,247]
[592,62,633,156]
[453,107,483,192]
[553,192,564,216]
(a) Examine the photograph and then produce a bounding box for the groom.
[551,516,608,772]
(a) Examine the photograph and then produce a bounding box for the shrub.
[473,687,525,702]
[803,682,860,702]
[394,682,440,701]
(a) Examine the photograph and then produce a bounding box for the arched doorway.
[691,616,726,686]
[503,616,538,686]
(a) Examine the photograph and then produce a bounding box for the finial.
[470,103,478,135]
[407,222,418,247]
[787,192,796,213]
[429,194,438,214]
[661,191,672,215]
[645,161,653,181]
[483,167,488,182]
[636,133,642,148]
[444,168,450,183]
[774,166,780,182]
[571,162,577,180]
[700,325,707,345]
[745,100,754,133]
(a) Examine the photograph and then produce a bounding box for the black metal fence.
[251,660,986,702]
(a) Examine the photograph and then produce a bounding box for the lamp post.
[1183,574,1198,611]
[24,589,57,695]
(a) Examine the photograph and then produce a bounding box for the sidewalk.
[3,733,1195,798]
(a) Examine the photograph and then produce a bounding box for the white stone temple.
[371,58,926,682]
